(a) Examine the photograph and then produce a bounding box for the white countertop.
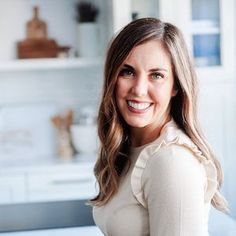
[0,154,97,173]
[0,226,103,236]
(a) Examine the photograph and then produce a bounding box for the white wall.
[0,0,80,60]
[0,0,103,160]
[0,0,103,107]
[0,68,102,107]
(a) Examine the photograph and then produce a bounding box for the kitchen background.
[0,0,236,235]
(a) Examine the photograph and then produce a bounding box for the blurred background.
[0,0,235,235]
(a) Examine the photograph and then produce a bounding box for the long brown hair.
[90,18,227,211]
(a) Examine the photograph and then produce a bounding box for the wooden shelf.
[0,57,103,72]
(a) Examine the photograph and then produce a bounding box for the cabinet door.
[0,173,25,204]
[191,0,221,67]
[27,164,97,202]
[159,0,235,80]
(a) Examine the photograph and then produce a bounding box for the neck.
[131,116,171,147]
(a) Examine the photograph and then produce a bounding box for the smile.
[127,100,152,111]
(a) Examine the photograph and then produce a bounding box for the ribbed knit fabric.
[93,119,217,236]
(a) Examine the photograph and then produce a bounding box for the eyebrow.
[122,64,135,70]
[122,63,168,72]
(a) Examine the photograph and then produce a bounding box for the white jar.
[70,124,98,154]
[77,22,99,57]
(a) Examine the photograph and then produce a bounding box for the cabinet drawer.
[27,171,97,202]
[0,174,26,204]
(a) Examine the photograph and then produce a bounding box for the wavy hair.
[90,18,227,211]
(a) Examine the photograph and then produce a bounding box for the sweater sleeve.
[142,144,207,236]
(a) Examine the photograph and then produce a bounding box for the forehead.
[123,40,172,69]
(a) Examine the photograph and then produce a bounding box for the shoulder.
[141,119,211,172]
[135,120,206,178]
[141,144,207,203]
[145,143,206,178]
[131,119,218,207]
[137,119,205,166]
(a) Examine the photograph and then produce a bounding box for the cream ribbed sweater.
[93,120,217,236]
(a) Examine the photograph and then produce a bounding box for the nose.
[131,74,148,97]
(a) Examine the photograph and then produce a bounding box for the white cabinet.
[159,0,235,80]
[0,161,97,205]
[27,163,96,202]
[0,172,26,204]
[109,0,235,80]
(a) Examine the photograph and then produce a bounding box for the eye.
[119,68,135,78]
[151,72,164,80]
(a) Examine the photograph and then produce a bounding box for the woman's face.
[115,40,177,131]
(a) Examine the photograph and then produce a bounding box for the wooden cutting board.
[27,6,47,39]
[17,39,58,59]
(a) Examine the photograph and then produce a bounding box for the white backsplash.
[0,0,103,161]
[0,103,58,160]
[0,67,102,161]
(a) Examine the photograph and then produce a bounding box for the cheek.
[115,79,129,100]
[151,85,174,104]
[115,82,121,102]
[115,82,127,115]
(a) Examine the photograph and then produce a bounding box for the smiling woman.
[90,18,227,236]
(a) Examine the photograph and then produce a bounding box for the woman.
[91,18,227,235]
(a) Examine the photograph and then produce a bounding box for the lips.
[127,100,152,111]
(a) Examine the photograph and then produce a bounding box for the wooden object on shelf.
[17,39,58,59]
[26,6,47,39]
[51,110,75,159]
[17,6,70,59]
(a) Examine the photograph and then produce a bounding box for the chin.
[125,119,149,128]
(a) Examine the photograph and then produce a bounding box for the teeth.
[128,101,150,110]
